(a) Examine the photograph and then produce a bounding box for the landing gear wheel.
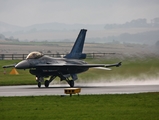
[69,80,74,87]
[38,82,41,88]
[45,80,49,88]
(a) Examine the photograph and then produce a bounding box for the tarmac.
[0,84,159,96]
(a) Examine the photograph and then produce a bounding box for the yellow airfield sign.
[64,88,81,96]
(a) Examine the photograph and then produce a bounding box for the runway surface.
[0,83,159,96]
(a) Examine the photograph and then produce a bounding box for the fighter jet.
[3,29,121,88]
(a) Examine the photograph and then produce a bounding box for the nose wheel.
[36,76,56,88]
[36,77,44,88]
[38,82,41,88]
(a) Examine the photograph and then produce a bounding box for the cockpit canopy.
[26,51,43,59]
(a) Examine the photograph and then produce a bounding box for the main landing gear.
[66,80,74,87]
[58,73,76,87]
[36,74,76,88]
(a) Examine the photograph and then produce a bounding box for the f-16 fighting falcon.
[3,29,121,88]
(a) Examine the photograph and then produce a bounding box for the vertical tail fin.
[64,29,87,59]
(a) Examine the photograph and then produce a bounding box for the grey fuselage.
[15,55,89,77]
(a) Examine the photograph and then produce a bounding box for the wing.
[93,67,111,70]
[35,62,122,68]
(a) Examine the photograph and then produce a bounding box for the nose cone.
[15,60,30,69]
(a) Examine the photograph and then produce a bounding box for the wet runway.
[0,84,159,96]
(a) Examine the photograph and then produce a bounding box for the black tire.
[44,80,49,88]
[69,80,74,87]
[38,82,41,88]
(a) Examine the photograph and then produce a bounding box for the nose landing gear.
[38,82,41,88]
[36,76,56,88]
[36,77,44,88]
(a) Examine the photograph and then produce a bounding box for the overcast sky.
[0,0,159,27]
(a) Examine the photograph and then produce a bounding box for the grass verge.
[0,93,159,120]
